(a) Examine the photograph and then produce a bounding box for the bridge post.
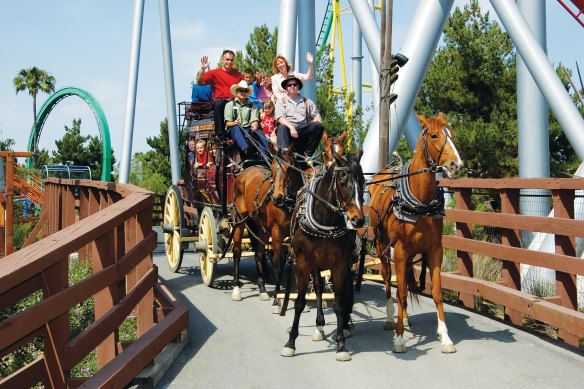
[552,189,579,346]
[500,189,522,326]
[454,188,474,308]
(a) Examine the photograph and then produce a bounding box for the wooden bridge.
[1,178,583,387]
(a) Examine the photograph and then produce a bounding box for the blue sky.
[1,0,583,167]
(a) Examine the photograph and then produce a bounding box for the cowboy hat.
[281,74,303,90]
[230,80,253,97]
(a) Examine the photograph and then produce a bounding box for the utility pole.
[379,0,393,170]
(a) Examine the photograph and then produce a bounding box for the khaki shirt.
[275,95,320,127]
[224,99,259,128]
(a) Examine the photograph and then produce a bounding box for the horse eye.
[430,133,439,139]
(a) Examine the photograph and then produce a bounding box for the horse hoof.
[384,321,396,330]
[312,328,325,341]
[441,343,457,353]
[231,293,242,301]
[343,328,352,338]
[259,292,270,301]
[403,318,410,327]
[271,305,281,314]
[281,347,295,357]
[336,351,351,361]
[392,344,407,353]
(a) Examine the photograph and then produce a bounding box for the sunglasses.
[237,89,249,93]
[286,83,298,88]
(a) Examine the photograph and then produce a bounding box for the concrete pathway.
[151,229,584,389]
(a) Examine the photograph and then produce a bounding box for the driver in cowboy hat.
[224,80,269,157]
[275,74,324,160]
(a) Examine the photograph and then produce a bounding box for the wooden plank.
[0,273,42,312]
[442,235,584,276]
[78,285,188,389]
[21,206,47,249]
[439,177,584,190]
[0,193,153,295]
[0,265,117,353]
[445,208,584,238]
[0,356,45,389]
[438,270,584,337]
[63,267,158,370]
[454,188,474,308]
[0,328,44,360]
[500,189,522,325]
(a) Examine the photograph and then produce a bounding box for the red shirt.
[261,115,275,135]
[196,151,208,165]
[202,67,243,100]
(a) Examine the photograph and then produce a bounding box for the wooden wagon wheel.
[199,207,218,286]
[163,185,185,273]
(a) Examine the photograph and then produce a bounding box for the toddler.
[194,139,213,169]
[260,99,277,144]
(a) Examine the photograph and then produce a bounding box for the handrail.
[0,178,188,388]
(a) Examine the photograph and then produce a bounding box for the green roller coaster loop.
[25,87,112,182]
[316,0,335,65]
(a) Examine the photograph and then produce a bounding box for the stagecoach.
[161,100,268,286]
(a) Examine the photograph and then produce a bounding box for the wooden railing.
[365,178,584,347]
[0,179,188,388]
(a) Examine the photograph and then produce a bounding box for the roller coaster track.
[557,0,584,28]
[316,0,334,64]
[13,161,44,208]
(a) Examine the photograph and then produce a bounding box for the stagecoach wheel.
[199,207,218,286]
[163,185,185,273]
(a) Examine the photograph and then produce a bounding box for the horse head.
[322,130,347,166]
[271,144,302,208]
[416,112,463,179]
[331,149,365,229]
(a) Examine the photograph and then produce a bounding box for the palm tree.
[13,67,56,148]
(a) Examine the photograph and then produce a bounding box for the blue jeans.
[227,125,269,155]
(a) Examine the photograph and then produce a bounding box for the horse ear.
[268,141,278,155]
[416,113,428,128]
[322,131,329,143]
[339,130,347,143]
[355,147,363,162]
[286,143,294,156]
[438,111,446,120]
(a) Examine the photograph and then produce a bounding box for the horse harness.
[291,164,356,243]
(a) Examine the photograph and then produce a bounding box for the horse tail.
[279,252,294,316]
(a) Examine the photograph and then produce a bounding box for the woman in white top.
[271,52,314,101]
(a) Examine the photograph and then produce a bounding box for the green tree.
[52,118,116,180]
[0,138,15,151]
[129,119,186,193]
[13,67,56,150]
[235,25,279,73]
[415,0,518,178]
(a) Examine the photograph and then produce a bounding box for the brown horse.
[304,130,347,180]
[368,112,463,353]
[281,150,365,361]
[231,145,304,308]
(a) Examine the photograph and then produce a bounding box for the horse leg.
[392,242,408,353]
[231,224,244,301]
[253,230,271,301]
[271,234,283,314]
[380,245,396,330]
[342,273,354,339]
[332,264,351,361]
[429,249,456,353]
[312,269,326,341]
[281,255,310,357]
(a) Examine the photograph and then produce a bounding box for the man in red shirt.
[197,50,243,137]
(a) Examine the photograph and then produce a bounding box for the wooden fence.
[0,179,188,388]
[365,177,584,347]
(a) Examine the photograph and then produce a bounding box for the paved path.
[151,229,584,388]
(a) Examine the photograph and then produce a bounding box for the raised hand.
[306,52,313,65]
[201,56,210,71]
